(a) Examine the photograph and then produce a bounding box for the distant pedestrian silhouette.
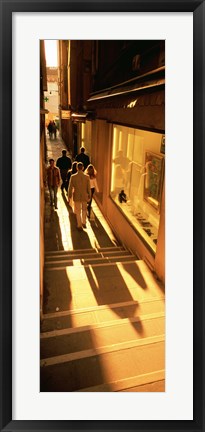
[56,149,72,192]
[45,159,60,209]
[52,121,57,139]
[75,147,90,170]
[47,121,53,139]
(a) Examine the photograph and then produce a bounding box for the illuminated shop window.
[80,121,92,158]
[110,125,165,253]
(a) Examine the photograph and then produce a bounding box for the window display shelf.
[112,195,158,253]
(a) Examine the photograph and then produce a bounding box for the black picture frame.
[0,0,204,431]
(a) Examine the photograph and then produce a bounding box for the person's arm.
[57,168,61,186]
[68,176,73,199]
[87,177,91,200]
[94,178,99,193]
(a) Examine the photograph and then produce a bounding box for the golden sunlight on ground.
[41,136,165,392]
[56,196,117,250]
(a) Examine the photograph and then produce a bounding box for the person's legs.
[60,170,67,191]
[87,199,91,218]
[73,201,82,228]
[53,187,58,208]
[87,188,94,218]
[82,201,87,225]
[48,186,54,205]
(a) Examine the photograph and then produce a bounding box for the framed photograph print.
[143,151,164,212]
[0,0,204,431]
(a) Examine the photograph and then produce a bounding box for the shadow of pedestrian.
[61,190,72,210]
[44,205,64,251]
[43,267,73,315]
[84,263,145,337]
[89,214,118,248]
[121,262,147,290]
[68,210,93,251]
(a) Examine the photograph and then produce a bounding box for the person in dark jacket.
[45,159,60,209]
[65,161,78,192]
[56,149,72,192]
[47,121,53,139]
[75,147,90,170]
[52,121,57,139]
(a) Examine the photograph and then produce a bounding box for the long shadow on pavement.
[44,191,64,251]
[84,263,145,336]
[40,341,113,391]
[89,213,119,248]
[61,191,94,250]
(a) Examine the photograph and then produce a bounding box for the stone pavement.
[45,134,117,252]
[41,134,165,392]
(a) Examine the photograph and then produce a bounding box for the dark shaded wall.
[93,40,165,91]
[40,40,47,317]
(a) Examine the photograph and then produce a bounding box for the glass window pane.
[111,124,164,254]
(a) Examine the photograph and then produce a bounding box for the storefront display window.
[110,125,164,253]
[80,121,92,157]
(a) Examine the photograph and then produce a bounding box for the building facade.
[44,67,59,127]
[59,40,165,282]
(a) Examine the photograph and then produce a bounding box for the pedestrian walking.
[84,164,99,219]
[45,159,60,209]
[65,161,78,194]
[75,147,90,170]
[52,121,57,139]
[56,149,72,192]
[68,162,91,230]
[47,121,53,139]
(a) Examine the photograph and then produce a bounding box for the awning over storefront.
[87,78,164,105]
[71,113,87,123]
[87,87,164,109]
[87,66,164,103]
[71,111,96,122]
[86,67,165,131]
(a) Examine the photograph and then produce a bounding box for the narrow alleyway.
[40,134,165,392]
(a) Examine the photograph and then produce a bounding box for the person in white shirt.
[84,164,99,219]
[68,162,91,230]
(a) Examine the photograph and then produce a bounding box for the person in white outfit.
[84,164,99,219]
[68,162,91,230]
